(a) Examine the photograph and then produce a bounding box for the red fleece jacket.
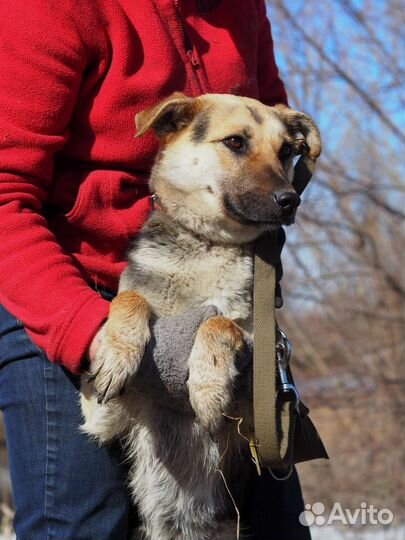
[0,0,287,373]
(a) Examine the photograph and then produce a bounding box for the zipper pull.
[187,49,200,69]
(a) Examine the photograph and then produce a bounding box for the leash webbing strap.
[253,232,279,467]
[253,155,316,470]
[292,155,317,195]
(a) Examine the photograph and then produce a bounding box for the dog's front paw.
[187,316,245,433]
[89,291,151,404]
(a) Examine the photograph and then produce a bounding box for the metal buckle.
[149,193,157,210]
[276,324,300,407]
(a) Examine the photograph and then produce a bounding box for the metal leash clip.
[276,324,300,408]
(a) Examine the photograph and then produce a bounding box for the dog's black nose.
[273,191,301,215]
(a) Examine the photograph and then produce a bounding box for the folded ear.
[135,92,199,138]
[274,104,322,161]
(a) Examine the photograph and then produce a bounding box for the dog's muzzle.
[223,190,301,227]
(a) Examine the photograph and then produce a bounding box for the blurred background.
[1,0,404,538]
[268,0,404,538]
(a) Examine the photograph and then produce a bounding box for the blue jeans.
[0,303,133,540]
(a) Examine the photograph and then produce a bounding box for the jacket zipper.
[174,0,206,93]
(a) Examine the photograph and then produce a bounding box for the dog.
[81,93,321,540]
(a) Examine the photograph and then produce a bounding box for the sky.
[266,0,404,152]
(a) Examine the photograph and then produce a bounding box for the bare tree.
[268,0,405,518]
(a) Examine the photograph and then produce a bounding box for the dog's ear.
[135,92,199,138]
[274,104,322,161]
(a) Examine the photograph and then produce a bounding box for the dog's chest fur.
[120,212,254,331]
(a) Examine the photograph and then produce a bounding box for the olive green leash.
[253,155,328,474]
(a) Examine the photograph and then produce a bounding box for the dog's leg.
[88,291,151,403]
[188,316,244,433]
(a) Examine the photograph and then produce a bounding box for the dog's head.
[136,93,321,244]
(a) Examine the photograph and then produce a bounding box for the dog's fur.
[81,93,321,540]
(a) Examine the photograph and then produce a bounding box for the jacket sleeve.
[255,0,288,106]
[0,0,110,373]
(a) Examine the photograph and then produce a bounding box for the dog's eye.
[279,143,294,161]
[222,136,245,153]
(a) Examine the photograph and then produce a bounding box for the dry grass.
[279,305,405,523]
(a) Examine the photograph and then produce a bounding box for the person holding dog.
[0,1,310,539]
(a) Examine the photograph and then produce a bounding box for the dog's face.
[136,93,321,244]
